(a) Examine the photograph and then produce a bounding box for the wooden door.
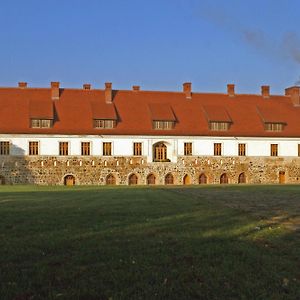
[279,171,285,184]
[183,175,190,185]
[65,175,75,186]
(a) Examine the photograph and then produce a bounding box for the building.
[0,81,300,185]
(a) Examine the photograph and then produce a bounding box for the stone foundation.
[1,155,300,185]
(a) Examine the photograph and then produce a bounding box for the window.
[59,142,69,156]
[298,144,300,157]
[94,119,116,129]
[184,142,192,155]
[133,142,142,156]
[271,144,278,156]
[265,123,284,132]
[29,141,39,155]
[238,143,246,156]
[81,142,90,156]
[154,143,168,162]
[31,119,53,128]
[103,142,112,156]
[153,121,175,130]
[210,122,230,131]
[0,141,10,155]
[214,143,222,156]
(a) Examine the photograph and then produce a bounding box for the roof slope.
[0,85,300,137]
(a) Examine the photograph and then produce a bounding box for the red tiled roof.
[0,85,300,137]
[29,99,53,119]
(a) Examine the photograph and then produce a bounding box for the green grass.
[0,185,299,300]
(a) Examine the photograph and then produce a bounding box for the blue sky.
[0,0,300,94]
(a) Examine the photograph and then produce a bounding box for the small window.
[133,142,142,156]
[103,142,112,156]
[210,122,230,131]
[0,141,10,155]
[265,123,284,132]
[298,144,300,157]
[59,142,69,156]
[238,143,246,156]
[29,141,39,155]
[81,142,90,156]
[94,119,116,129]
[271,144,278,156]
[214,143,222,156]
[31,119,52,128]
[184,142,192,155]
[153,121,175,130]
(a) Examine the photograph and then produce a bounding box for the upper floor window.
[29,141,39,155]
[81,142,90,156]
[184,142,192,155]
[298,144,300,157]
[238,143,246,156]
[133,142,142,156]
[103,142,112,156]
[31,119,53,128]
[0,141,10,155]
[210,122,231,131]
[153,121,175,130]
[265,123,284,132]
[94,119,116,129]
[270,144,278,156]
[59,142,69,156]
[214,143,222,156]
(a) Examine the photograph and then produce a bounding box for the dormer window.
[153,120,175,130]
[209,121,231,131]
[264,122,285,132]
[94,119,116,129]
[31,119,53,128]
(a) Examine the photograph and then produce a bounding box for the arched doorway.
[147,174,156,185]
[238,173,246,184]
[279,171,285,184]
[129,173,138,185]
[220,173,228,184]
[0,176,5,185]
[106,174,116,185]
[64,175,75,186]
[153,142,168,162]
[165,173,174,185]
[199,173,207,184]
[183,174,191,185]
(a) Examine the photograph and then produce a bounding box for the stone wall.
[1,155,300,185]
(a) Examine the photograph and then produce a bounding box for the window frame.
[184,142,193,156]
[214,143,222,156]
[103,142,112,156]
[29,141,39,156]
[59,141,69,156]
[30,119,53,128]
[133,142,142,156]
[0,141,10,155]
[81,141,91,156]
[238,143,246,156]
[93,119,116,129]
[270,144,278,157]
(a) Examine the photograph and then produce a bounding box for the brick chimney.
[183,82,192,99]
[18,82,27,88]
[83,83,91,90]
[227,84,235,97]
[132,85,140,91]
[51,82,60,100]
[105,82,112,103]
[285,86,300,106]
[261,85,270,98]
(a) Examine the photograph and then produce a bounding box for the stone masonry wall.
[1,155,300,185]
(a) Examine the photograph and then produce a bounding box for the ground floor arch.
[220,173,228,184]
[64,175,75,186]
[147,173,156,185]
[0,175,5,185]
[199,173,207,184]
[183,174,191,185]
[165,173,174,185]
[106,174,116,185]
[279,171,285,184]
[129,173,138,185]
[238,172,246,184]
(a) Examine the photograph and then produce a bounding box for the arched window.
[165,173,174,185]
[129,174,138,185]
[147,174,156,185]
[106,174,116,185]
[199,173,207,184]
[220,173,228,184]
[279,171,285,184]
[238,173,246,184]
[0,175,5,185]
[153,142,168,162]
[64,175,75,186]
[183,174,191,185]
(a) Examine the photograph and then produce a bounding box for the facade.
[0,81,300,185]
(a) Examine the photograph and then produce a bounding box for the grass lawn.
[0,185,299,300]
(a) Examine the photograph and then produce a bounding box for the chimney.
[51,82,60,100]
[18,82,27,88]
[285,86,300,106]
[105,82,112,103]
[132,85,140,91]
[83,83,91,90]
[261,85,270,98]
[227,84,235,97]
[183,82,192,99]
